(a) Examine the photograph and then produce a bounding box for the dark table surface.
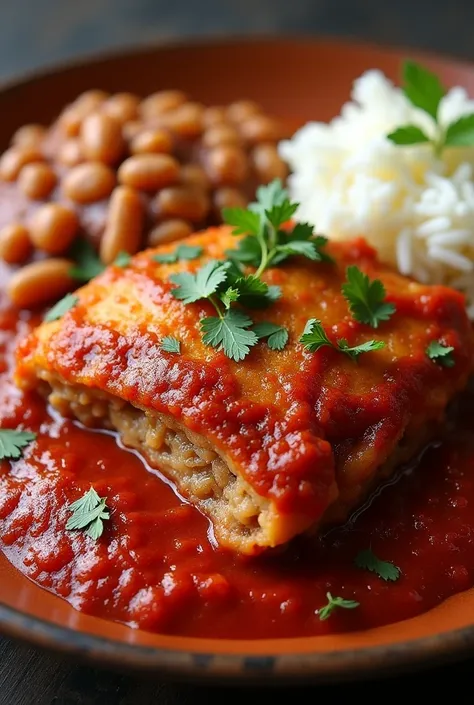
[2,0,474,702]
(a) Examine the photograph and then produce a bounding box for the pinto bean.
[29,203,78,254]
[100,186,144,264]
[62,162,115,203]
[118,154,179,191]
[18,163,57,200]
[80,113,125,165]
[7,258,74,308]
[0,223,32,264]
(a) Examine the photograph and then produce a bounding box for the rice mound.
[279,70,474,318]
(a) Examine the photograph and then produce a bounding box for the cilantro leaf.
[176,244,203,260]
[0,429,36,460]
[155,244,204,264]
[201,309,258,361]
[170,261,230,304]
[222,207,261,236]
[66,486,110,540]
[300,319,385,360]
[318,592,360,621]
[223,267,281,308]
[232,274,277,308]
[342,266,396,328]
[69,238,105,282]
[426,340,455,367]
[266,285,283,304]
[250,179,289,219]
[337,338,385,361]
[444,114,474,147]
[264,200,298,229]
[290,230,334,264]
[275,240,321,261]
[355,548,400,582]
[234,274,268,298]
[402,60,445,120]
[387,125,430,145]
[161,336,181,354]
[253,322,289,351]
[225,236,262,267]
[44,293,78,322]
[220,287,240,309]
[114,251,131,268]
[300,318,333,353]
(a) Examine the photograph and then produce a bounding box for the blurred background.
[1,0,473,81]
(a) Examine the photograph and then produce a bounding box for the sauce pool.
[1,296,474,639]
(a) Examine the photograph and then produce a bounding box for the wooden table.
[2,0,474,702]
[1,636,472,703]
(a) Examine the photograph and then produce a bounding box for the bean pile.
[0,89,289,308]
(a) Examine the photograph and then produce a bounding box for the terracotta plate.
[2,37,474,683]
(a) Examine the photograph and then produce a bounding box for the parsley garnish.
[355,548,400,582]
[114,251,131,268]
[224,263,281,308]
[171,261,259,361]
[170,260,230,304]
[66,486,110,540]
[155,244,203,264]
[387,60,474,155]
[342,266,395,328]
[69,238,105,282]
[0,429,36,460]
[300,319,384,360]
[223,179,333,277]
[161,336,181,354]
[253,322,289,351]
[44,293,79,322]
[426,340,455,367]
[318,592,360,621]
[201,309,258,362]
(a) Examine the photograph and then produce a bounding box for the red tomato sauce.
[1,296,474,639]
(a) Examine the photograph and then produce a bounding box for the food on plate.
[280,61,474,317]
[14,182,474,554]
[2,60,474,639]
[0,89,288,308]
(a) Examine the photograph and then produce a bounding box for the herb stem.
[254,238,269,279]
[209,294,224,319]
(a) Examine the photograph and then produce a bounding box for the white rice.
[279,70,474,318]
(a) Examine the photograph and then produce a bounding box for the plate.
[2,36,474,684]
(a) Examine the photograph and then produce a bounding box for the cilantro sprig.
[170,257,289,360]
[300,319,385,361]
[318,592,360,621]
[426,340,455,367]
[342,266,396,328]
[355,548,400,582]
[223,179,333,277]
[66,486,110,540]
[387,60,474,156]
[0,429,36,460]
[171,261,259,361]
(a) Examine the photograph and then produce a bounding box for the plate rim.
[1,33,474,94]
[1,600,473,683]
[1,33,474,682]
